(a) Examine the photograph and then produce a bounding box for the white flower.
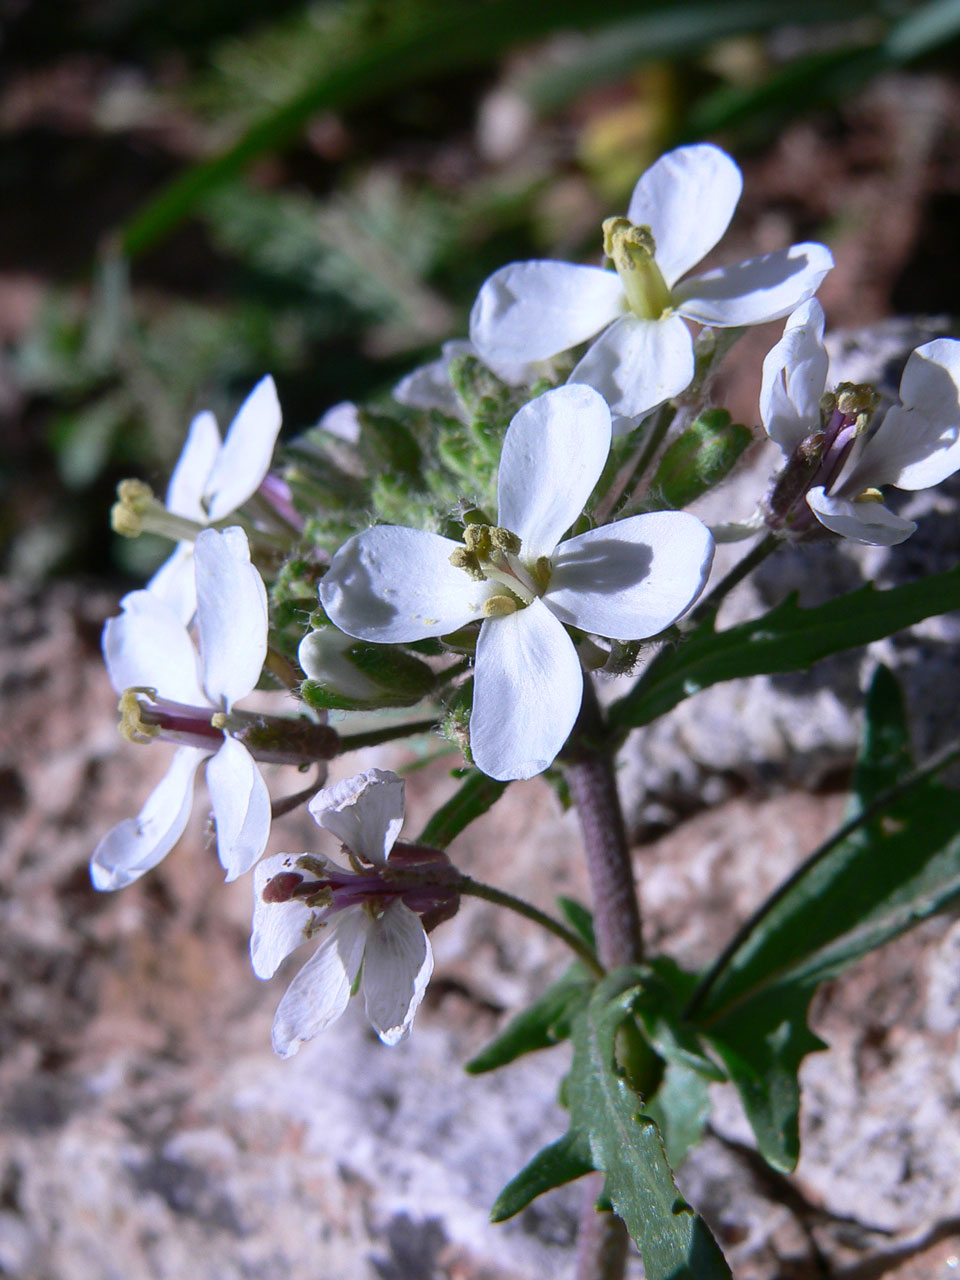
[470,144,833,424]
[149,376,282,621]
[761,300,960,545]
[251,769,437,1056]
[91,526,271,891]
[319,384,714,781]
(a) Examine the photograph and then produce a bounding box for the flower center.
[448,524,552,616]
[119,687,223,749]
[602,217,672,320]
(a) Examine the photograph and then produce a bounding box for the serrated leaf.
[609,565,960,734]
[489,1128,594,1222]
[646,1060,713,1169]
[418,770,508,849]
[466,964,593,1074]
[569,971,731,1278]
[696,666,960,1169]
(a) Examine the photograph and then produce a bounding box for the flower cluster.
[90,139,960,1060]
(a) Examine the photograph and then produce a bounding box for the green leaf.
[568,971,731,1278]
[646,1060,713,1170]
[556,896,597,950]
[609,565,960,734]
[694,667,960,1170]
[418,770,508,849]
[489,1128,594,1222]
[466,964,594,1074]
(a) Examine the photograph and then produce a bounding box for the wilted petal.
[165,410,221,522]
[90,746,206,891]
[361,901,433,1046]
[850,339,960,491]
[320,525,494,643]
[205,736,271,880]
[469,261,625,376]
[627,144,743,288]
[471,600,583,781]
[195,527,268,709]
[271,909,370,1058]
[102,590,205,706]
[570,314,694,418]
[674,243,833,327]
[497,385,611,559]
[806,487,916,546]
[205,376,282,521]
[547,512,714,638]
[308,769,405,864]
[759,300,829,456]
[147,543,199,625]
[251,854,316,978]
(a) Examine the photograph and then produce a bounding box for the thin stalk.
[271,773,325,819]
[594,404,676,526]
[337,716,439,754]
[684,530,779,630]
[684,735,960,1021]
[457,877,603,977]
[564,677,641,1280]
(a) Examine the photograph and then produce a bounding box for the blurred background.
[5,0,960,586]
[6,6,960,1278]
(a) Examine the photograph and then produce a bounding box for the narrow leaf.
[490,1128,594,1222]
[569,971,731,1279]
[466,964,593,1074]
[610,566,960,734]
[419,770,508,848]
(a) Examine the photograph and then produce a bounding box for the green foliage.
[567,972,731,1278]
[646,408,753,510]
[466,963,594,1074]
[417,769,509,849]
[609,564,960,734]
[692,667,960,1170]
[490,1129,594,1222]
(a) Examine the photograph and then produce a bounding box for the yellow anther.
[490,527,521,555]
[482,595,518,618]
[835,381,880,421]
[118,688,159,744]
[854,488,885,503]
[111,479,156,538]
[602,217,671,319]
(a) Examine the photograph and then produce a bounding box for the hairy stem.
[457,877,603,977]
[565,677,642,1280]
[336,716,439,754]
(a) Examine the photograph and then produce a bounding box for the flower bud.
[298,627,436,710]
[649,409,753,509]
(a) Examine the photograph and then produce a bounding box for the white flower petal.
[298,629,380,701]
[146,543,199,625]
[759,300,829,456]
[674,243,833,327]
[497,385,611,559]
[569,314,694,418]
[469,261,625,376]
[166,410,221,521]
[308,769,405,864]
[271,909,370,1058]
[393,340,473,419]
[318,400,362,443]
[806,487,916,546]
[194,527,268,709]
[90,746,206,891]
[205,375,282,521]
[361,901,433,1046]
[547,512,714,638]
[320,525,494,643]
[102,590,206,706]
[627,144,743,288]
[471,600,583,781]
[851,339,960,491]
[251,854,317,978]
[205,736,271,880]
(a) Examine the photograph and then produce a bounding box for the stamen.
[111,478,207,543]
[482,595,518,617]
[602,216,672,319]
[854,488,885,503]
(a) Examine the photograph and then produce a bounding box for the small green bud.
[649,409,753,509]
[299,628,435,710]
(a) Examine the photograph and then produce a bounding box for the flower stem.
[684,530,779,630]
[684,734,960,1021]
[336,716,439,754]
[564,678,642,1280]
[456,877,603,977]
